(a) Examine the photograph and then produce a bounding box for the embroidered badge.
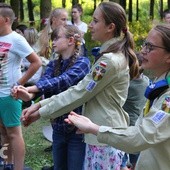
[161,97,170,113]
[86,80,97,92]
[151,111,166,124]
[92,61,107,81]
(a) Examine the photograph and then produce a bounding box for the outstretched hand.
[11,85,34,101]
[21,102,41,127]
[65,111,99,135]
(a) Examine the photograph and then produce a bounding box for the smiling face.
[88,7,114,43]
[141,28,170,77]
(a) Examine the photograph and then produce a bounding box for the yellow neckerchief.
[144,99,150,116]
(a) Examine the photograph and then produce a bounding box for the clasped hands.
[11,86,99,134]
[11,85,41,126]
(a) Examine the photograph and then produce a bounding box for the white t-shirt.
[67,20,88,33]
[0,31,33,97]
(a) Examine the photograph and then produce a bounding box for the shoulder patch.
[151,111,166,124]
[92,61,107,81]
[86,80,97,92]
[161,97,170,113]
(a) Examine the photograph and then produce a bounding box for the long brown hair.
[98,2,139,79]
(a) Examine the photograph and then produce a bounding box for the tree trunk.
[27,0,34,26]
[150,0,154,20]
[10,0,19,29]
[62,0,66,8]
[72,0,79,6]
[20,0,24,21]
[129,0,133,22]
[120,0,126,10]
[136,0,139,21]
[168,0,170,9]
[40,0,51,30]
[160,0,163,20]
[94,0,97,11]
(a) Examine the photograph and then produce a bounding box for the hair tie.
[122,28,127,34]
[76,41,81,46]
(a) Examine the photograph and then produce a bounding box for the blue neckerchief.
[91,47,100,58]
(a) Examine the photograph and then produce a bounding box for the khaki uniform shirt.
[97,73,170,169]
[39,38,130,145]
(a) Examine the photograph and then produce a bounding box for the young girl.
[37,8,68,60]
[19,2,139,169]
[66,24,170,170]
[12,25,90,170]
[67,4,88,56]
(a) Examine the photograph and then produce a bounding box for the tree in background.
[136,0,139,21]
[20,0,24,22]
[129,0,133,22]
[10,0,19,29]
[40,0,51,29]
[27,0,35,26]
[150,0,154,19]
[168,0,170,9]
[62,0,66,8]
[72,0,79,6]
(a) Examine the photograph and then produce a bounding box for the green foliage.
[129,20,153,51]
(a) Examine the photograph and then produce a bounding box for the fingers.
[76,129,84,134]
[11,86,19,99]
[70,111,80,117]
[21,108,29,121]
[64,118,73,124]
[11,85,27,99]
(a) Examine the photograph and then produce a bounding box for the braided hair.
[51,25,82,76]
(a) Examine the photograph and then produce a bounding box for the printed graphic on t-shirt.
[0,42,11,85]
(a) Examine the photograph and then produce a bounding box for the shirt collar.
[99,37,121,54]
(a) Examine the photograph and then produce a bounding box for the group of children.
[0,1,170,170]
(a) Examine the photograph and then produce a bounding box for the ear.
[107,23,115,33]
[6,17,10,23]
[68,36,75,45]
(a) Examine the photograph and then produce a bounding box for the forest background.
[0,0,169,169]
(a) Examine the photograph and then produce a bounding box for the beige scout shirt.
[39,38,130,145]
[97,73,170,170]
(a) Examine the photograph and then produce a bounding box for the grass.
[23,119,53,170]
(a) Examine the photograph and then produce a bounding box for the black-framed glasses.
[141,40,166,53]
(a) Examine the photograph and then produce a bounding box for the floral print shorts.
[83,144,124,170]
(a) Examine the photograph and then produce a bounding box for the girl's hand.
[21,102,41,126]
[65,111,100,135]
[12,85,34,101]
